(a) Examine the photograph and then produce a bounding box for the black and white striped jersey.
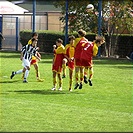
[21,44,37,61]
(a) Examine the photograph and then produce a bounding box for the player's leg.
[10,69,24,79]
[84,67,88,84]
[69,68,73,91]
[79,67,84,89]
[62,58,67,78]
[88,66,93,86]
[33,63,43,82]
[74,66,80,89]
[23,66,30,83]
[51,71,57,90]
[22,59,31,83]
[10,65,26,79]
[58,73,62,91]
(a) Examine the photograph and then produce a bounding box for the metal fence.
[1,12,63,51]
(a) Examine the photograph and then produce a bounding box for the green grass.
[0,51,132,132]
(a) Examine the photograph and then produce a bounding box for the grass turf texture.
[0,51,132,132]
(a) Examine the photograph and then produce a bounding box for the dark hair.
[31,38,37,43]
[78,29,86,37]
[68,35,75,42]
[32,32,38,37]
[56,38,63,44]
[95,36,105,44]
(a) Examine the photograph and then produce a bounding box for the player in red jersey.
[81,35,105,86]
[74,29,88,90]
[63,35,75,91]
[51,38,65,91]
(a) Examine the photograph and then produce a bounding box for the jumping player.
[74,29,88,90]
[81,35,105,86]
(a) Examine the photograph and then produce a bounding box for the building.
[1,0,63,50]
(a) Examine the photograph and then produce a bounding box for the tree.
[54,0,133,57]
[102,0,133,56]
[54,0,98,33]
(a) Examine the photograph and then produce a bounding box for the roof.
[0,0,29,14]
[10,0,61,13]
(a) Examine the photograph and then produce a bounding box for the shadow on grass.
[6,89,82,95]
[0,54,20,58]
[0,80,20,83]
[93,58,133,65]
[39,60,53,64]
[113,65,133,69]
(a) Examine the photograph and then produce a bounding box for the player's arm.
[74,38,80,48]
[53,45,56,53]
[65,46,72,62]
[20,52,23,61]
[35,51,41,61]
[93,44,98,56]
[20,45,26,60]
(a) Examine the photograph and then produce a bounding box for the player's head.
[56,38,63,46]
[95,35,105,47]
[32,32,38,39]
[78,29,86,37]
[31,38,38,47]
[68,35,75,45]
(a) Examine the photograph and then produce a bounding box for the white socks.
[24,70,29,79]
[16,69,23,74]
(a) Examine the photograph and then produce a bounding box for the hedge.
[19,30,133,57]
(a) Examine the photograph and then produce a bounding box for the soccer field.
[0,51,132,132]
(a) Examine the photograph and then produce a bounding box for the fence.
[1,12,64,51]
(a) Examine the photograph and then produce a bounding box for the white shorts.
[22,58,31,68]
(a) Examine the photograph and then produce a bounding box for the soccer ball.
[86,4,94,12]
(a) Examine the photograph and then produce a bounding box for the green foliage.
[54,0,98,33]
[19,30,133,57]
[54,0,133,34]
[19,30,65,53]
[102,0,133,34]
[19,30,96,53]
[0,51,132,132]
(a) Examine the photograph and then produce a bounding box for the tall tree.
[54,0,133,56]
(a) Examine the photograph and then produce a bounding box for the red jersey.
[52,44,65,73]
[74,37,88,59]
[80,42,98,67]
[65,44,75,70]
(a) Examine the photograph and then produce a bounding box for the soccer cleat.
[84,76,88,84]
[58,87,62,91]
[88,79,93,86]
[126,56,131,60]
[62,75,66,78]
[51,87,56,91]
[10,71,15,79]
[37,78,44,82]
[74,83,79,90]
[69,88,72,92]
[79,83,83,89]
[23,80,28,83]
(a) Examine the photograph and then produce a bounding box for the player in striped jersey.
[10,38,41,83]
[22,32,43,82]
